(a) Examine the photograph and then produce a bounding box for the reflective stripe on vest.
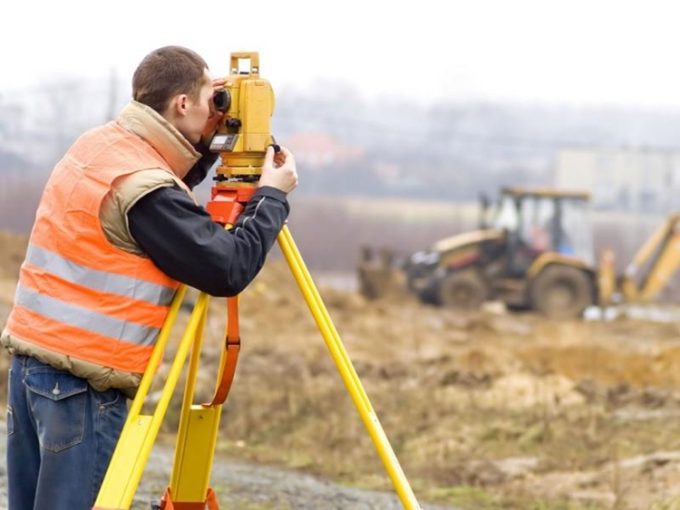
[25,244,175,306]
[15,284,159,347]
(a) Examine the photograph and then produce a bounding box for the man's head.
[133,46,215,145]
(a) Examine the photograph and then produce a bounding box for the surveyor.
[1,45,298,510]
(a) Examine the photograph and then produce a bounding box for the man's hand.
[259,146,298,193]
[201,78,228,145]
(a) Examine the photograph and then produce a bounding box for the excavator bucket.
[357,245,402,300]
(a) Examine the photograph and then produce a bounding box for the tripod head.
[209,52,276,184]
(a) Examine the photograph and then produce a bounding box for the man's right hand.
[259,145,298,193]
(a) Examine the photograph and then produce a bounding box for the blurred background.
[6,0,680,278]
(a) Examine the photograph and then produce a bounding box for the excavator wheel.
[530,265,593,319]
[438,269,488,309]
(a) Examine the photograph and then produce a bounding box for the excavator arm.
[621,213,680,302]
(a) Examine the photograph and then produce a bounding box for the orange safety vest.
[5,121,181,374]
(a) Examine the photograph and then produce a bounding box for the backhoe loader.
[403,187,680,318]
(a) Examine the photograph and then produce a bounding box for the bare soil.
[3,231,680,509]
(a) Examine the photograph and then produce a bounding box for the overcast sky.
[4,0,680,108]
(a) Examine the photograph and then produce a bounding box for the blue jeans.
[6,355,128,510]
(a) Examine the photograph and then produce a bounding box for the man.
[1,45,298,510]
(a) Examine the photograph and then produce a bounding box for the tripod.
[93,182,421,510]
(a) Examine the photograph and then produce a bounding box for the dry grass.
[143,260,680,509]
[0,231,27,280]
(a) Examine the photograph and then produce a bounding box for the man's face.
[175,69,214,145]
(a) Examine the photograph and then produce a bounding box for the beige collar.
[117,101,200,179]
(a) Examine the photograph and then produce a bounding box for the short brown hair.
[133,46,209,113]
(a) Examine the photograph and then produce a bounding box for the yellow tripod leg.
[165,297,223,505]
[94,288,209,510]
[277,226,421,510]
[96,225,420,509]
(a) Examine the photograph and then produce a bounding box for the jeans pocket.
[94,387,122,408]
[25,369,89,453]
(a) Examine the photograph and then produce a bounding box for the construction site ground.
[3,231,680,509]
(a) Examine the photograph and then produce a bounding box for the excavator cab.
[496,188,594,276]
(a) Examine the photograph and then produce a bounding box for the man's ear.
[172,94,189,117]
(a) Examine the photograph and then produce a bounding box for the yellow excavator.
[399,187,680,318]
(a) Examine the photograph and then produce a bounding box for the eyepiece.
[213,89,230,113]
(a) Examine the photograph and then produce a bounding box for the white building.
[555,146,680,213]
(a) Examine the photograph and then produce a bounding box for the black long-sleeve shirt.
[128,184,288,297]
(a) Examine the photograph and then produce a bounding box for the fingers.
[263,145,276,167]
[276,146,293,161]
[206,109,224,123]
[212,78,228,90]
[260,145,290,170]
[258,145,298,193]
[201,111,225,144]
[273,146,293,167]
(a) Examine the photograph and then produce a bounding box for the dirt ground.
[4,231,680,509]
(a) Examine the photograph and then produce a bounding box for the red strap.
[202,184,253,406]
[203,297,240,407]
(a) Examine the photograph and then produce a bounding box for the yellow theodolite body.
[211,52,276,178]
